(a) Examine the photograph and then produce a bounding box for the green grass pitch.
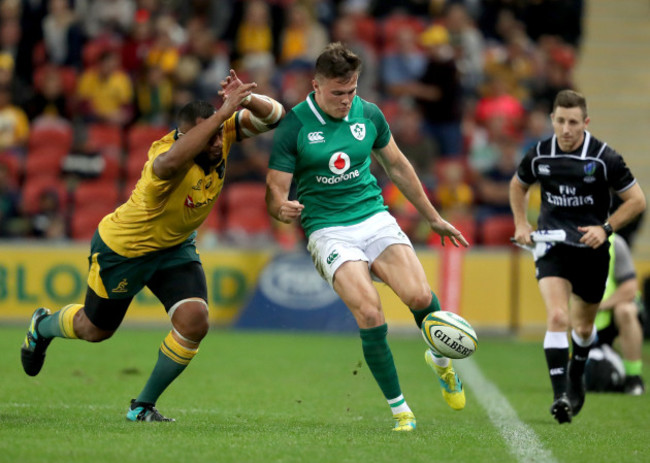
[1,326,649,463]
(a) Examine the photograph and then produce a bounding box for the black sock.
[569,339,592,380]
[545,347,569,398]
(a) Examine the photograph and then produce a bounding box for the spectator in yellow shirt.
[77,49,133,125]
[0,84,29,155]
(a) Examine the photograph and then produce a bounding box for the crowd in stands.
[0,0,584,249]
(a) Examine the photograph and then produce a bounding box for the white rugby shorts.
[307,211,413,286]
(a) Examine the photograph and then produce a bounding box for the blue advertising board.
[234,252,358,332]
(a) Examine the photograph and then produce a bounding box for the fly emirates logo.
[545,185,594,207]
[315,152,359,184]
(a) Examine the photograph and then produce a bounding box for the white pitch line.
[457,358,558,463]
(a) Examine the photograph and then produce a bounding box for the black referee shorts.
[535,242,610,304]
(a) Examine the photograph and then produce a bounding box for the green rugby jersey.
[269,92,391,237]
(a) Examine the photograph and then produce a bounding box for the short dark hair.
[553,89,588,119]
[177,100,216,126]
[314,42,362,81]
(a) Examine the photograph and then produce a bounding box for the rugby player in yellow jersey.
[20,70,285,422]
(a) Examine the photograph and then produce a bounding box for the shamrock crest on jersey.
[350,123,366,140]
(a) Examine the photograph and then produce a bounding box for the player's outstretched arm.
[373,136,468,247]
[154,82,256,179]
[266,169,304,223]
[219,69,285,140]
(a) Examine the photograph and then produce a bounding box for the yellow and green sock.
[136,331,198,405]
[36,304,83,339]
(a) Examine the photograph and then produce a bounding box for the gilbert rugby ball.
[421,311,478,359]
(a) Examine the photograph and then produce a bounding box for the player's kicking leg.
[410,291,466,411]
[425,349,466,410]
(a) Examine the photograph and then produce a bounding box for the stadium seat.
[120,177,139,203]
[223,182,272,241]
[97,149,122,181]
[28,124,73,153]
[21,176,68,216]
[72,179,119,212]
[0,152,22,185]
[480,215,516,246]
[33,65,78,95]
[125,148,149,183]
[24,147,67,181]
[70,206,110,241]
[127,124,170,152]
[86,123,123,152]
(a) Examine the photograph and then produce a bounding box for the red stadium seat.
[127,124,170,152]
[72,179,120,212]
[223,182,272,239]
[21,176,68,216]
[125,148,149,183]
[70,207,110,241]
[97,149,122,181]
[481,215,516,246]
[24,147,67,181]
[28,124,73,153]
[33,65,78,95]
[86,123,123,151]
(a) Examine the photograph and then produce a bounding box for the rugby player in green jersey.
[266,42,469,431]
[21,71,285,421]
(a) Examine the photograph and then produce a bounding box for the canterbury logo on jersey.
[326,251,339,265]
[307,131,325,143]
[538,164,551,175]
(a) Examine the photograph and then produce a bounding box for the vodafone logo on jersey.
[328,152,350,175]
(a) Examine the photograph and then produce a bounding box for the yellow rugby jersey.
[98,113,238,257]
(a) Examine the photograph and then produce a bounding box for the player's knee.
[171,300,209,342]
[548,308,569,330]
[355,305,384,328]
[615,302,638,325]
[403,288,432,311]
[78,325,114,342]
[573,324,593,340]
[72,309,114,342]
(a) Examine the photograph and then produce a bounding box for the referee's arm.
[509,176,533,246]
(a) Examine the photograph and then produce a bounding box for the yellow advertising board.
[1,243,647,334]
[0,244,272,325]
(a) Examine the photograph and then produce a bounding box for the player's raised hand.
[430,218,469,247]
[219,81,257,118]
[277,200,304,224]
[219,69,250,105]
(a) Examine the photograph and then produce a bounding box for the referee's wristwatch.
[601,222,614,236]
